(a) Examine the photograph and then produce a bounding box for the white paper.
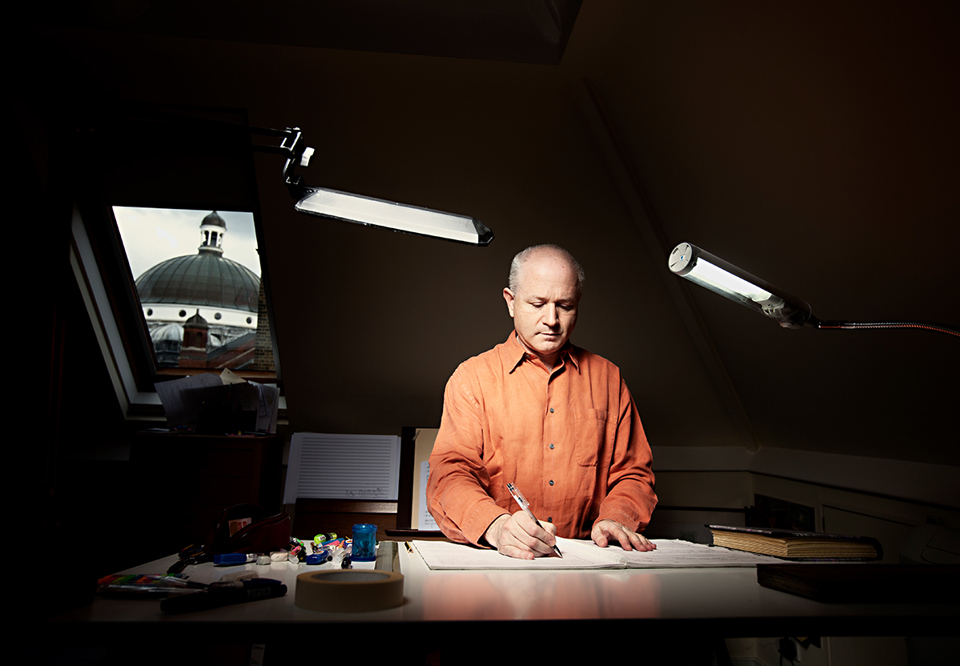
[284,433,400,504]
[154,373,223,425]
[417,460,438,530]
[248,381,279,434]
[413,538,787,570]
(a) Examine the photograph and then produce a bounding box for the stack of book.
[707,525,882,560]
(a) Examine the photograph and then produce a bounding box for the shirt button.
[549,443,555,449]
[549,480,554,486]
[549,407,555,413]
[547,517,553,523]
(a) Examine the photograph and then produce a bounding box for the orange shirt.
[427,332,657,546]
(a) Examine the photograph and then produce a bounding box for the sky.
[113,207,261,279]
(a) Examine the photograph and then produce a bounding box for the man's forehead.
[522,292,580,306]
[518,251,578,284]
[517,283,581,305]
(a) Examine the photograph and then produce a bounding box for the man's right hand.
[483,511,559,559]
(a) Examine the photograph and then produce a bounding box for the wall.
[17,20,740,448]
[20,2,959,463]
[563,2,960,468]
[651,446,959,543]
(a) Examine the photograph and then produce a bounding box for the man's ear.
[503,288,516,318]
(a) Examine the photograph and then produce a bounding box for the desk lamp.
[668,242,958,337]
[253,125,493,246]
[110,111,494,246]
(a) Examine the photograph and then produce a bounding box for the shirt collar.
[502,331,580,374]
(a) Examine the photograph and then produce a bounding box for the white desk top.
[51,542,958,638]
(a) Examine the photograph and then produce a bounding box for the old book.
[707,525,882,560]
[757,563,959,602]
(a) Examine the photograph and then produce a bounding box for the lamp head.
[293,187,494,246]
[278,127,492,245]
[669,242,812,329]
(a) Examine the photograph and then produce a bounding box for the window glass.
[113,206,275,373]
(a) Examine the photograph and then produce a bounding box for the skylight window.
[113,206,275,374]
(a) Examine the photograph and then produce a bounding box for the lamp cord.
[813,320,960,338]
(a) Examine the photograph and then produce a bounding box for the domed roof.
[136,253,260,313]
[150,322,183,342]
[202,211,227,229]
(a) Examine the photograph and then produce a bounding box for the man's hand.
[591,519,656,552]
[483,511,559,559]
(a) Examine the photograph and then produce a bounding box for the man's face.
[503,252,581,366]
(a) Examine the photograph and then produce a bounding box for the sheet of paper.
[413,538,785,570]
[284,433,401,503]
[413,538,614,570]
[249,382,280,434]
[603,538,786,568]
[417,460,438,530]
[154,373,223,425]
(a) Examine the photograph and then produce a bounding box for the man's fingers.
[542,520,558,538]
[499,511,558,557]
[622,530,656,552]
[615,525,655,552]
[592,519,656,552]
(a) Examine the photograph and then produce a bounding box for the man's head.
[503,245,584,368]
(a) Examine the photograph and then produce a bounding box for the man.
[427,244,657,559]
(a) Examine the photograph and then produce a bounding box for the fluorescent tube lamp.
[668,242,959,337]
[294,187,493,246]
[668,242,812,328]
[272,127,493,246]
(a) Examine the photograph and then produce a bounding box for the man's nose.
[543,304,559,325]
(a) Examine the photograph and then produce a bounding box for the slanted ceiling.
[32,0,582,64]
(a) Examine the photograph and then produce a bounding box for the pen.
[506,482,562,558]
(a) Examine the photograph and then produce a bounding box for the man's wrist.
[482,513,510,549]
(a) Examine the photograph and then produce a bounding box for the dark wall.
[564,2,960,465]
[20,0,960,477]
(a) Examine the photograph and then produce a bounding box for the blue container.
[352,523,377,562]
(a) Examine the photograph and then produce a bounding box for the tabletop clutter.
[97,521,388,614]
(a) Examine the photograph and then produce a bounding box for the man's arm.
[427,369,563,558]
[593,378,658,550]
[426,369,511,546]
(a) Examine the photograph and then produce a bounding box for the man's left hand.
[591,519,656,552]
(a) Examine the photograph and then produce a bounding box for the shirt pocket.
[574,408,607,467]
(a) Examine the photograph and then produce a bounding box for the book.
[412,537,784,570]
[707,525,882,560]
[757,563,960,602]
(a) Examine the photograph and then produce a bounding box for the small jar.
[352,523,377,562]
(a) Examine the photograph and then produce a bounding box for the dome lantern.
[199,210,227,255]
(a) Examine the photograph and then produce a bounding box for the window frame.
[67,105,285,420]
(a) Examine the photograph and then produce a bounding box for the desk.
[50,543,958,656]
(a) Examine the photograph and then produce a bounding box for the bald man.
[427,244,658,559]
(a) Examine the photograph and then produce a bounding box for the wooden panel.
[292,503,399,541]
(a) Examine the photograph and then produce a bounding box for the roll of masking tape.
[295,570,404,612]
